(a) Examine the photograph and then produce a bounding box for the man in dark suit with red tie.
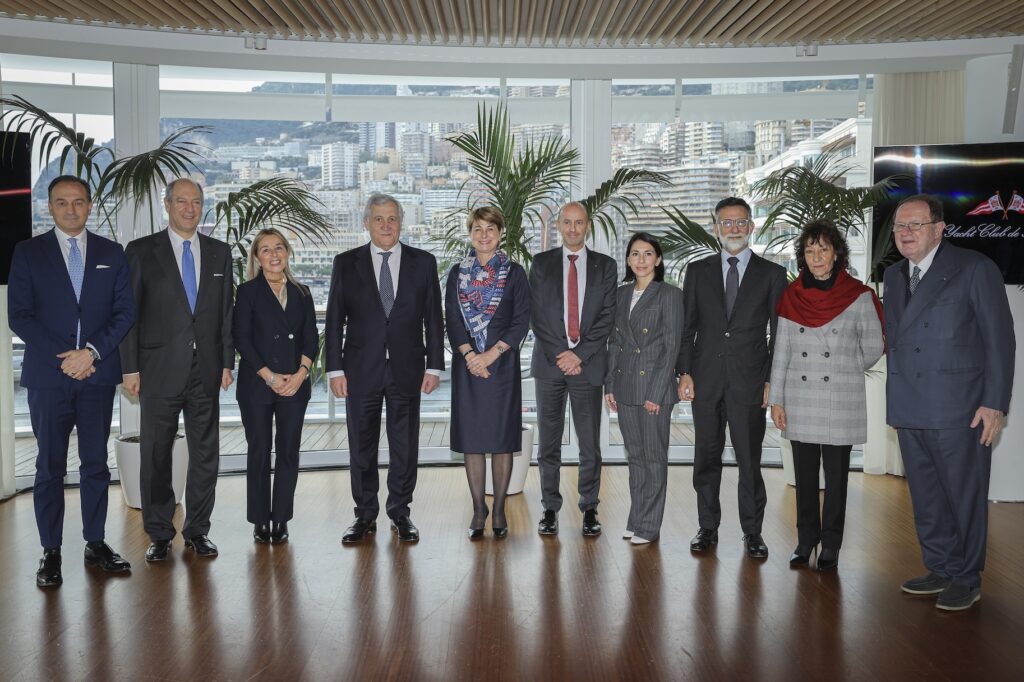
[120,178,235,562]
[326,193,444,543]
[529,202,618,537]
[8,175,135,586]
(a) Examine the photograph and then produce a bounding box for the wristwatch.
[497,345,508,354]
[87,347,100,361]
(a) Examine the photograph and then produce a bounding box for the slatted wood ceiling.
[1,0,1022,47]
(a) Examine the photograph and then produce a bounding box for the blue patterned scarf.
[458,249,511,353]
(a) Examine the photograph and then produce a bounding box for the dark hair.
[48,175,91,201]
[895,193,944,222]
[714,197,751,220]
[795,219,850,273]
[623,232,665,282]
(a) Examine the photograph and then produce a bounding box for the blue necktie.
[68,236,84,347]
[182,240,198,313]
[379,251,394,317]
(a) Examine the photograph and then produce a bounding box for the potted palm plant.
[435,103,670,494]
[1,95,333,502]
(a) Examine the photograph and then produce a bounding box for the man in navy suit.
[326,193,444,543]
[7,175,135,587]
[884,194,1015,611]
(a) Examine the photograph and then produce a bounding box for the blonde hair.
[466,205,505,232]
[246,228,308,296]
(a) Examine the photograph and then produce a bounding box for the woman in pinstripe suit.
[605,233,684,545]
[768,220,884,570]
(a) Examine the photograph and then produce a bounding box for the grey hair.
[557,201,590,222]
[164,178,205,205]
[363,193,404,224]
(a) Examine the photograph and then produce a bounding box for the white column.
[112,62,161,247]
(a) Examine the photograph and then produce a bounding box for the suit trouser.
[692,393,767,534]
[140,352,220,541]
[345,362,420,520]
[619,403,671,540]
[791,441,852,550]
[897,427,991,588]
[535,374,603,513]
[28,382,116,549]
[239,396,308,523]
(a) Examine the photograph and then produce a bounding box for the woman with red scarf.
[768,220,884,571]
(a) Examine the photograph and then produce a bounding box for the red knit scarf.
[776,269,884,331]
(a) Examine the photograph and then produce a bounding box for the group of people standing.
[10,177,1013,613]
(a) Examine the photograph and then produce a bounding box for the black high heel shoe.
[816,547,839,571]
[253,523,271,544]
[789,544,816,566]
[468,508,488,540]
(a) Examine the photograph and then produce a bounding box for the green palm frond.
[581,168,672,243]
[659,207,720,279]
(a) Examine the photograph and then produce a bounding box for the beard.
[721,233,750,253]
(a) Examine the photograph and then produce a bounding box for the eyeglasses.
[717,219,751,229]
[893,221,936,233]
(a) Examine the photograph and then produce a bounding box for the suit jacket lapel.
[394,243,413,311]
[730,252,760,321]
[356,244,385,318]
[579,248,600,332]
[259,275,291,328]
[899,245,959,332]
[43,230,78,302]
[627,281,658,336]
[155,230,194,318]
[79,230,99,302]
[195,233,216,313]
[705,255,727,322]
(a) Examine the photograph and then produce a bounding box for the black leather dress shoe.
[145,540,171,562]
[537,510,558,535]
[789,545,815,566]
[342,518,377,543]
[743,533,769,559]
[36,549,62,588]
[690,528,718,552]
[816,547,839,571]
[582,509,602,537]
[184,535,219,557]
[270,522,289,545]
[84,541,131,572]
[253,523,271,544]
[390,516,420,542]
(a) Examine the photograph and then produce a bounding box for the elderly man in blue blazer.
[884,194,1015,612]
[7,175,135,587]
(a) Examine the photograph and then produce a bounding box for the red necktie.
[567,254,580,344]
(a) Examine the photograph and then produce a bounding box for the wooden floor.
[1,467,1021,681]
[13,420,782,477]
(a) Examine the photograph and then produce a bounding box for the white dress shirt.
[720,247,752,287]
[167,226,202,286]
[910,241,941,276]
[328,240,440,379]
[562,245,588,349]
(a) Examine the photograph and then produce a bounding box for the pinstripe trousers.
[618,404,671,541]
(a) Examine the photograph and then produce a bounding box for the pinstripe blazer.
[605,281,685,406]
[768,291,884,445]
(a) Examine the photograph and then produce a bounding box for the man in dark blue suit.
[326,193,444,543]
[884,194,1015,611]
[7,176,135,587]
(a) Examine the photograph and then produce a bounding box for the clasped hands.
[604,393,661,415]
[264,368,304,397]
[465,346,500,379]
[330,372,439,398]
[58,348,95,381]
[121,368,232,396]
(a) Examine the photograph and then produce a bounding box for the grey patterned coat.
[768,290,884,445]
[605,281,685,406]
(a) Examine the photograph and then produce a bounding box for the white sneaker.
[630,536,652,545]
[622,530,634,539]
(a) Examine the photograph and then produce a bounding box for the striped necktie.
[68,236,84,347]
[909,265,921,295]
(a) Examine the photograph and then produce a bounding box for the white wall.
[965,53,1024,501]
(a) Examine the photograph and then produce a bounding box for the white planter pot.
[486,424,534,496]
[114,433,188,509]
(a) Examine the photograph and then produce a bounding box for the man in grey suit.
[530,202,617,536]
[121,178,235,562]
[885,194,1014,611]
[676,197,787,558]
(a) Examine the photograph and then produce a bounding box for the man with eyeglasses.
[884,193,1014,611]
[676,197,787,558]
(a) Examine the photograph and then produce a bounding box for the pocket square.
[214,273,225,277]
[96,264,111,269]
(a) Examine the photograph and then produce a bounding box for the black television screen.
[873,141,1024,284]
[0,131,34,285]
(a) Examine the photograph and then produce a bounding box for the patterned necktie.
[725,256,739,318]
[567,254,580,344]
[379,251,395,317]
[182,239,198,313]
[909,265,921,296]
[68,236,84,347]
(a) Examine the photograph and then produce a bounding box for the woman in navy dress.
[445,206,530,539]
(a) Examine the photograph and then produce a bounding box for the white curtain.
[864,70,964,475]
[1,287,17,498]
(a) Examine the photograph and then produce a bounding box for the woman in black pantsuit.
[234,228,318,544]
[445,206,530,539]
